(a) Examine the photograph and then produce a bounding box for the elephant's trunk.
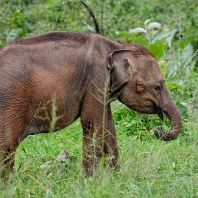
[154,91,182,141]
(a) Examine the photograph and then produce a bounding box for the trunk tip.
[154,126,178,141]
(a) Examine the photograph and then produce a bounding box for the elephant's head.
[108,47,182,141]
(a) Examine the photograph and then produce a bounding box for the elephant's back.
[9,31,90,46]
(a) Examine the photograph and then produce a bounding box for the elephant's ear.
[107,50,131,93]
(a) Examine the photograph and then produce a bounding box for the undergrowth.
[1,108,198,197]
[1,0,198,197]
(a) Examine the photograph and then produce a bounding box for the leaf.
[179,35,197,50]
[148,39,168,59]
[158,60,166,67]
[152,29,177,47]
[161,65,169,76]
[144,18,153,26]
[118,31,148,45]
[181,43,194,61]
[117,31,134,39]
[6,29,21,43]
[166,30,177,48]
[167,61,180,77]
[166,82,182,90]
[56,149,69,162]
[176,102,188,119]
[16,188,21,198]
[129,27,147,34]
[40,160,52,169]
[147,22,162,30]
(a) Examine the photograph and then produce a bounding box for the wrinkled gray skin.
[0,31,182,177]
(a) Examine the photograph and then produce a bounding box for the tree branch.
[80,1,100,34]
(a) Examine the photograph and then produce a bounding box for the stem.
[80,0,100,33]
[100,0,104,34]
[101,69,111,173]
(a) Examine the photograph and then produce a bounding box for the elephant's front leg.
[81,98,119,176]
[103,105,119,169]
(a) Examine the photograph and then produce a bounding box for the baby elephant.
[0,31,181,177]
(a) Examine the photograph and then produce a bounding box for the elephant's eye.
[154,84,161,91]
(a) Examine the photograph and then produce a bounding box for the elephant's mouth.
[125,103,161,116]
[154,103,164,120]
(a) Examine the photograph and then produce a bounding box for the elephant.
[0,31,181,178]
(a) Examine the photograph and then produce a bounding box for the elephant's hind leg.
[0,125,17,179]
[0,147,16,179]
[0,111,28,179]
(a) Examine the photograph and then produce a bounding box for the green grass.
[1,1,198,197]
[1,102,198,198]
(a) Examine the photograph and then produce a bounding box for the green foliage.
[1,0,198,197]
[1,113,198,197]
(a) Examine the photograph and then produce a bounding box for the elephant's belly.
[27,103,80,135]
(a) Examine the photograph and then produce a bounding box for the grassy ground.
[1,1,198,197]
[1,100,198,197]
